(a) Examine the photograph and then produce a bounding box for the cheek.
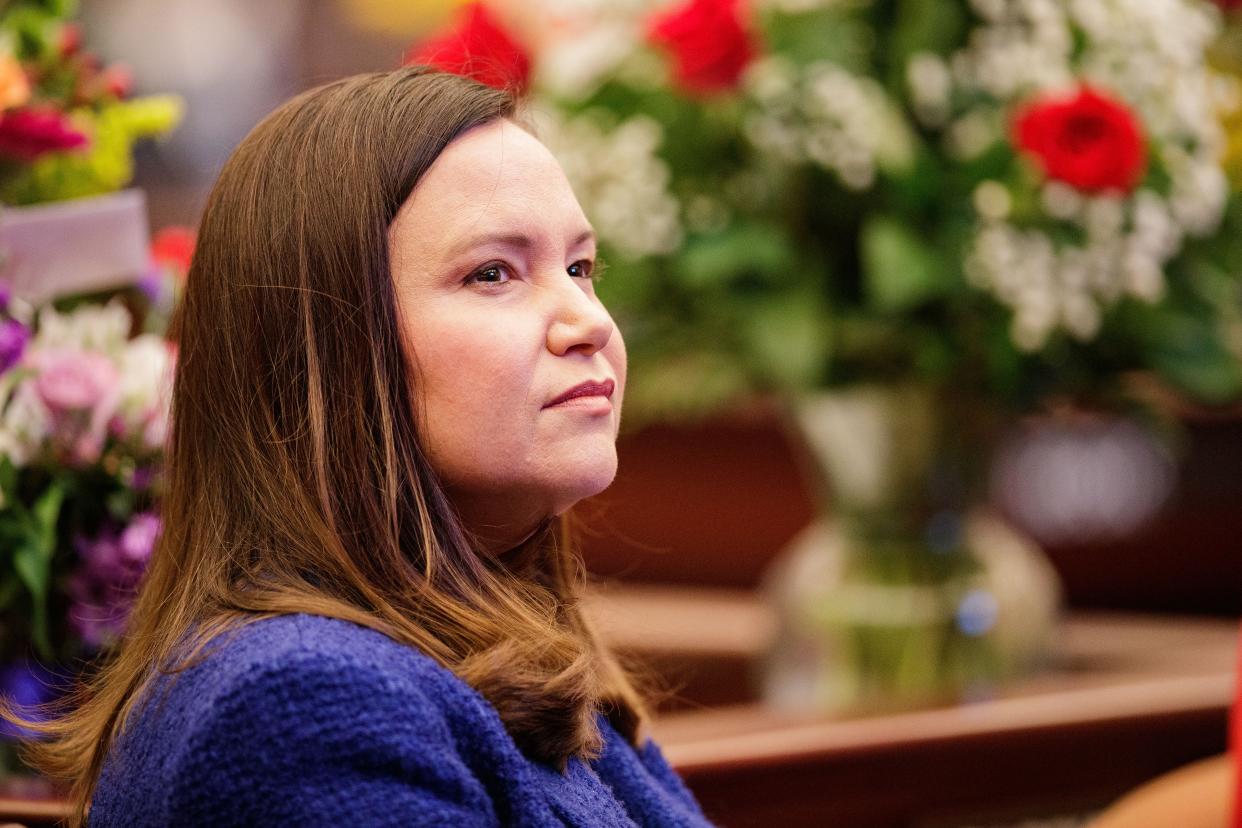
[606,327,627,398]
[409,317,537,476]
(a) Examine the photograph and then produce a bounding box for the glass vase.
[759,383,1064,713]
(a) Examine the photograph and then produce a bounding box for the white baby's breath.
[743,58,913,191]
[536,109,683,259]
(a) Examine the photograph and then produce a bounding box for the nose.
[544,275,615,357]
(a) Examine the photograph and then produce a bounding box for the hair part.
[2,66,652,826]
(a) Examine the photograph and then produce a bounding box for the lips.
[545,378,615,408]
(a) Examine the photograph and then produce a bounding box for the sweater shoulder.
[90,614,500,826]
[162,613,478,730]
[192,612,438,676]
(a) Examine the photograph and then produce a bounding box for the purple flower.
[67,513,161,649]
[0,661,60,741]
[136,260,165,305]
[0,317,29,373]
[129,465,157,491]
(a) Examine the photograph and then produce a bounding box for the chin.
[549,460,618,514]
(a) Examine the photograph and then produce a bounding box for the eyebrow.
[446,228,597,260]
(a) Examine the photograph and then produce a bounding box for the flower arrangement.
[410,0,1242,424]
[0,258,180,771]
[0,2,187,771]
[0,287,176,659]
[0,0,181,205]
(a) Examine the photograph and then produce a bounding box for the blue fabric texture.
[88,613,716,827]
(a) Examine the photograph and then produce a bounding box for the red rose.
[404,2,531,94]
[646,0,760,97]
[151,226,196,277]
[0,107,88,162]
[1011,85,1146,194]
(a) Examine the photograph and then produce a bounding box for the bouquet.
[410,0,1242,425]
[0,0,181,205]
[0,1,186,769]
[0,291,174,663]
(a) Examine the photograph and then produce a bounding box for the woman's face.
[390,118,626,554]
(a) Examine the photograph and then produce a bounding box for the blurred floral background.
[0,0,1239,809]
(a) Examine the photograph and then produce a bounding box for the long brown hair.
[6,66,651,825]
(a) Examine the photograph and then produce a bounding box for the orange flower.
[0,54,30,112]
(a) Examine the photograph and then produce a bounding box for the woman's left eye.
[567,259,601,281]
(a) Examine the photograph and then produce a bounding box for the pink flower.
[119,512,161,564]
[0,107,89,162]
[30,351,119,467]
[34,350,118,412]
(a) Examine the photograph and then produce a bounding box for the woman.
[8,66,714,827]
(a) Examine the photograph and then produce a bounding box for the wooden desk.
[0,776,65,827]
[1,587,1236,827]
[586,584,1240,827]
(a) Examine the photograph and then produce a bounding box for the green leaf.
[740,291,832,390]
[12,480,65,659]
[0,454,15,509]
[861,216,949,313]
[679,223,797,291]
[760,7,874,73]
[888,0,967,70]
[1150,322,1242,403]
[0,575,18,610]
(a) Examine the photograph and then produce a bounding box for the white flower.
[1165,150,1228,237]
[115,334,174,424]
[743,59,913,191]
[1082,196,1124,242]
[1121,246,1166,302]
[536,109,683,259]
[964,215,1170,351]
[535,20,640,100]
[1130,189,1182,263]
[0,378,50,468]
[1040,182,1082,221]
[973,181,1013,221]
[1061,290,1101,340]
[33,299,132,357]
[907,52,952,127]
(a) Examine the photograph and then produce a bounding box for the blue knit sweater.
[88,613,715,826]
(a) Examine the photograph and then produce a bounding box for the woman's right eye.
[467,263,513,287]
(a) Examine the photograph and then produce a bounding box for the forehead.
[394,119,587,251]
